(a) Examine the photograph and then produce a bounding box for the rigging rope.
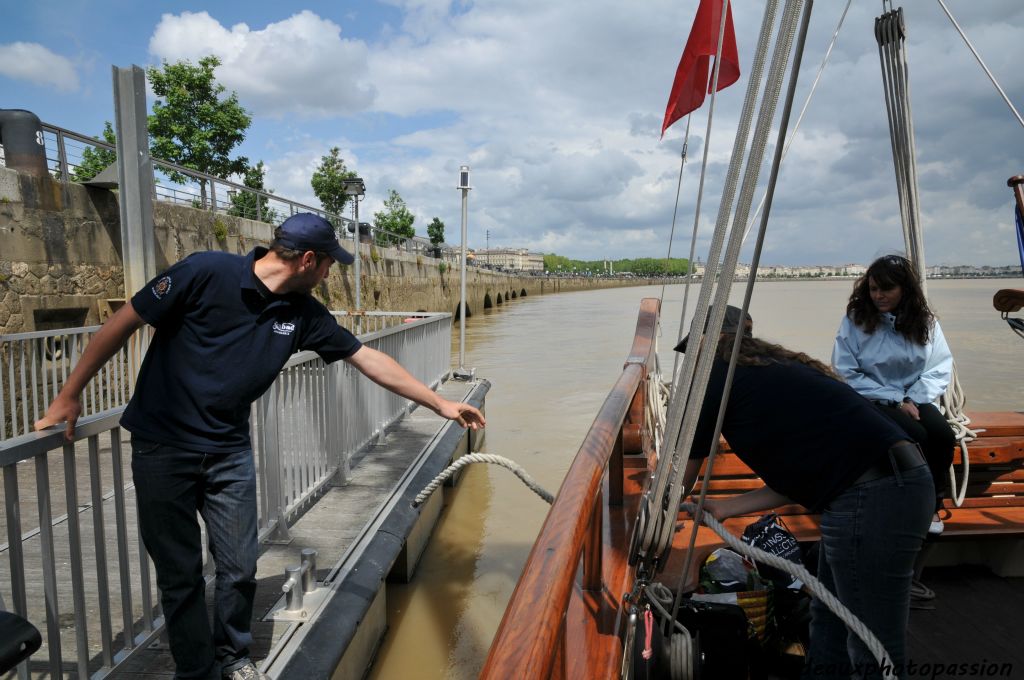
[875,6,977,507]
[670,0,743,394]
[641,0,781,570]
[935,0,1024,132]
[656,0,805,576]
[743,0,853,242]
[671,0,814,626]
[660,114,692,309]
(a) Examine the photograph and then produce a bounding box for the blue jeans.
[803,463,932,679]
[132,438,259,680]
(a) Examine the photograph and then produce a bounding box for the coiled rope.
[411,453,554,507]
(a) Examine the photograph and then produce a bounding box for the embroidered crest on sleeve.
[151,276,172,300]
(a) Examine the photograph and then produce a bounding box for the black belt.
[853,441,926,486]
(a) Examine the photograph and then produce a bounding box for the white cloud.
[148,10,376,117]
[0,42,79,92]
[229,1,1024,263]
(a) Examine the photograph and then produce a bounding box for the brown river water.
[367,278,1024,679]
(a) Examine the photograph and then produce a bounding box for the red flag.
[661,0,740,137]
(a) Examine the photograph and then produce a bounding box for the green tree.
[373,189,415,246]
[227,160,277,224]
[542,253,688,276]
[311,147,358,221]
[147,56,251,207]
[427,217,446,246]
[71,121,117,182]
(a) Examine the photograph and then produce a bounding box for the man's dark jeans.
[131,437,259,680]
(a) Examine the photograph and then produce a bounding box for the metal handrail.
[0,326,150,441]
[480,298,660,679]
[0,312,451,678]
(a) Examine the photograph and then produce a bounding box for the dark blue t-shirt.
[690,357,910,511]
[121,248,361,452]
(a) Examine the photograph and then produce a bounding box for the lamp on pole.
[341,177,366,312]
[454,165,473,380]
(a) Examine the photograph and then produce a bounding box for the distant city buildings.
[474,248,545,272]
[690,262,1020,279]
[466,250,1019,278]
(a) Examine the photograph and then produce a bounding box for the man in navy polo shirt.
[35,213,485,680]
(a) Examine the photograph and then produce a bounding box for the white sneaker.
[928,518,944,535]
[223,662,269,680]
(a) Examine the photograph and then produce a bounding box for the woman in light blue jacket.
[832,255,955,533]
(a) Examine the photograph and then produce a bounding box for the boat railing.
[0,312,451,679]
[480,298,660,679]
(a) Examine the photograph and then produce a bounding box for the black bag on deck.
[741,513,803,590]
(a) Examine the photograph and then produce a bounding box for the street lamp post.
[341,177,366,312]
[454,165,473,380]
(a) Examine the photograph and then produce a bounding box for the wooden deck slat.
[963,411,1024,437]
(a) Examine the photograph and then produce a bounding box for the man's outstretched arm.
[345,346,485,430]
[34,303,147,440]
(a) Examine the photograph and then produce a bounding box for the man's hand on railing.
[34,392,83,440]
[33,303,145,441]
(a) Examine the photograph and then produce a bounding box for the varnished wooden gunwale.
[480,299,660,679]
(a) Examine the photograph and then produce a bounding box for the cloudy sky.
[3,0,1022,265]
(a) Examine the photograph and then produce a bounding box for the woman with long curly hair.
[677,308,932,678]
[832,255,956,534]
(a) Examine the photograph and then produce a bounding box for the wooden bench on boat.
[669,410,1024,590]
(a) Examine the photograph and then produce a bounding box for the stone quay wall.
[0,166,659,335]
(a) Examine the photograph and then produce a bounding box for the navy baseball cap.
[674,305,753,352]
[276,213,354,265]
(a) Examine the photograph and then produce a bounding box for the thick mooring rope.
[411,453,554,507]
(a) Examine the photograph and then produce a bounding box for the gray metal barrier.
[1,327,150,441]
[0,312,451,678]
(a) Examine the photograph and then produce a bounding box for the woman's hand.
[899,400,920,421]
[696,497,723,520]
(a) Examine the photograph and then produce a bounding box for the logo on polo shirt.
[273,322,296,336]
[151,276,172,300]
